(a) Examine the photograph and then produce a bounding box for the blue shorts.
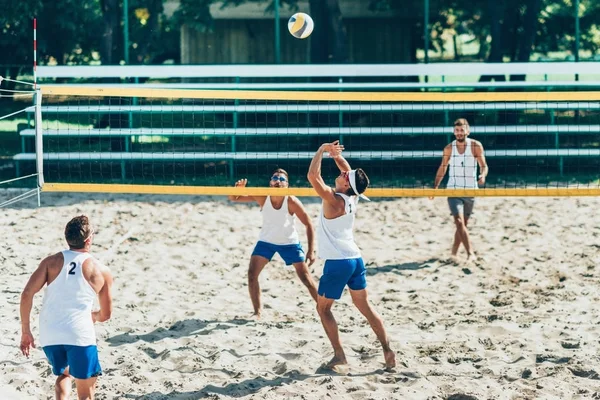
[318,258,367,300]
[251,241,305,266]
[43,345,102,380]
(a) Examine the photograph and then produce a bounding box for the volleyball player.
[307,141,396,371]
[20,215,113,400]
[432,118,489,261]
[229,168,318,318]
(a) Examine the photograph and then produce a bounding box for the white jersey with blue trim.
[39,250,98,347]
[318,193,361,260]
[447,138,478,189]
[257,196,300,245]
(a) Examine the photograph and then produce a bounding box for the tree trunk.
[510,0,543,81]
[324,0,347,63]
[480,0,506,82]
[101,0,120,65]
[309,0,328,64]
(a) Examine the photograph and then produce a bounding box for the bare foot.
[322,355,348,371]
[250,311,261,320]
[384,349,396,371]
[445,255,460,265]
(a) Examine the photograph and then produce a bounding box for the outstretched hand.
[322,140,344,158]
[478,175,486,186]
[234,178,248,188]
[20,331,35,358]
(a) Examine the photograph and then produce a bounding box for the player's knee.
[316,304,326,315]
[351,296,369,311]
[316,301,331,315]
[55,375,69,387]
[248,266,261,281]
[453,216,465,227]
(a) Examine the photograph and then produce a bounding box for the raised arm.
[228,178,254,202]
[473,141,489,186]
[228,178,266,206]
[288,197,316,266]
[20,256,52,357]
[330,143,351,172]
[307,143,339,206]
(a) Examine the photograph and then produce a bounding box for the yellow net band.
[39,86,600,102]
[41,183,600,197]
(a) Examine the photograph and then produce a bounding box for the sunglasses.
[271,176,287,182]
[340,171,350,183]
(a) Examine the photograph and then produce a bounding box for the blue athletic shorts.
[43,345,102,380]
[251,241,305,265]
[318,258,367,300]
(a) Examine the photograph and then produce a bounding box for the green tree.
[0,0,42,89]
[537,0,600,58]
[128,0,180,64]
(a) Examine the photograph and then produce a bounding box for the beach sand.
[1,191,600,399]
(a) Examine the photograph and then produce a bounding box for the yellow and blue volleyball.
[288,13,314,39]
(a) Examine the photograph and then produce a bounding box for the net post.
[33,18,37,89]
[34,88,44,190]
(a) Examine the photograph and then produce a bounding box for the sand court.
[1,191,600,399]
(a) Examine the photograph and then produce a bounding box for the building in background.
[177,0,414,64]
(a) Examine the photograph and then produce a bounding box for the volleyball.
[288,13,314,39]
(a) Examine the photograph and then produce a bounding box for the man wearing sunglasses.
[228,168,318,318]
[307,141,396,372]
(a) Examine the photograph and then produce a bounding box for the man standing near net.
[20,215,113,400]
[229,168,318,318]
[307,141,396,372]
[432,118,489,261]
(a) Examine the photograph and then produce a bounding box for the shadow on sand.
[366,258,440,276]
[122,367,391,399]
[106,318,253,346]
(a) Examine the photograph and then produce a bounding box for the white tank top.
[447,138,478,189]
[39,250,98,347]
[257,196,300,245]
[317,193,361,260]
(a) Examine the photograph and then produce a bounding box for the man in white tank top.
[20,215,113,400]
[228,168,318,318]
[432,118,489,262]
[308,141,396,372]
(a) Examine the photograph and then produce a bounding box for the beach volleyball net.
[0,77,42,207]
[17,86,600,197]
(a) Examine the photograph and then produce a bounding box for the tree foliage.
[1,0,599,76]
